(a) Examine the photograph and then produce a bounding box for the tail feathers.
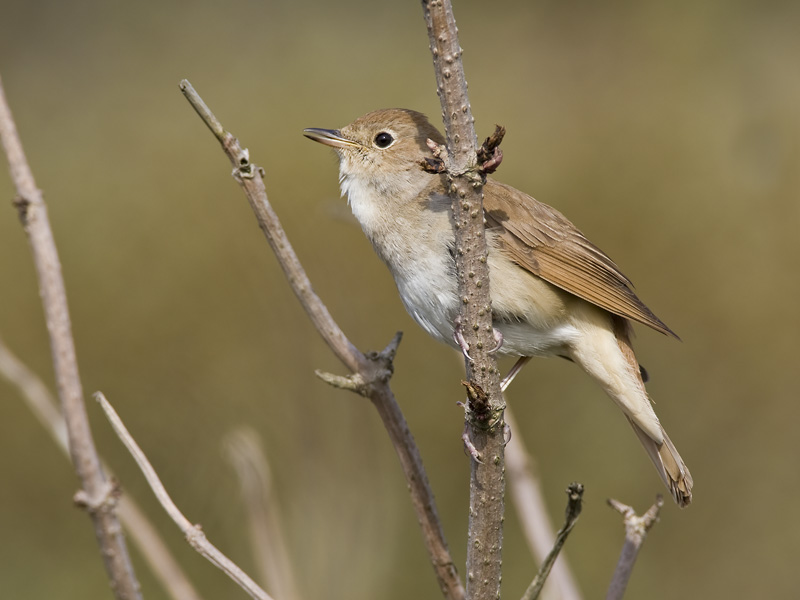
[628,418,693,507]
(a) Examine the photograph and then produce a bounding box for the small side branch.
[605,496,664,600]
[505,407,583,600]
[95,392,274,600]
[521,483,584,600]
[0,74,141,600]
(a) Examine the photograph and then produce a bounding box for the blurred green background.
[1,1,798,598]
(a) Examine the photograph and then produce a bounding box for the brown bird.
[304,108,693,507]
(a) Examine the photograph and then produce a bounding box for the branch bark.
[0,74,142,600]
[421,3,506,599]
[606,496,664,600]
[180,80,465,600]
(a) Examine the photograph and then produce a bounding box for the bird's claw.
[489,328,503,354]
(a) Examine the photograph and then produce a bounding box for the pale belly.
[392,250,580,359]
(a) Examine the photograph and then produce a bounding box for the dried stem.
[0,336,204,600]
[95,392,274,600]
[421,2,506,599]
[521,483,584,600]
[224,428,303,600]
[180,80,465,600]
[0,74,142,600]
[505,407,583,600]
[606,496,664,600]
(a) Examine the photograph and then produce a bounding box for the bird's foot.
[489,328,504,354]
[461,422,483,463]
[452,317,472,360]
[453,320,503,360]
[503,422,512,446]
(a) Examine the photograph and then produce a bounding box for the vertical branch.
[421,2,505,599]
[0,74,142,600]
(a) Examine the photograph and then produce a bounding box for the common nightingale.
[304,108,692,507]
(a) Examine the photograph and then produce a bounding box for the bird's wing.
[483,179,678,338]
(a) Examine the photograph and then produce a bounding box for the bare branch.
[224,428,303,600]
[521,483,584,600]
[95,392,274,600]
[179,81,465,600]
[606,496,664,600]
[505,406,583,600]
[0,73,142,600]
[421,3,506,598]
[0,336,204,600]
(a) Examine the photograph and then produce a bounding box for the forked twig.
[95,392,274,600]
[606,496,664,600]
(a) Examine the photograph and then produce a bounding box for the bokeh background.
[1,1,798,598]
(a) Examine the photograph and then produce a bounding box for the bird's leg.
[456,400,483,461]
[500,356,532,392]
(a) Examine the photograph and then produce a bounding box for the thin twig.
[606,496,664,600]
[505,406,583,600]
[0,73,142,600]
[94,392,274,600]
[421,3,506,599]
[521,483,584,600]
[0,336,204,600]
[224,428,303,600]
[179,80,465,600]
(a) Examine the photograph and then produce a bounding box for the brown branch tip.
[477,125,505,174]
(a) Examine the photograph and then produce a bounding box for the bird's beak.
[303,128,360,150]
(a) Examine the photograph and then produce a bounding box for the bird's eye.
[374,132,394,148]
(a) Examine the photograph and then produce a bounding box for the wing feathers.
[484,180,678,338]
